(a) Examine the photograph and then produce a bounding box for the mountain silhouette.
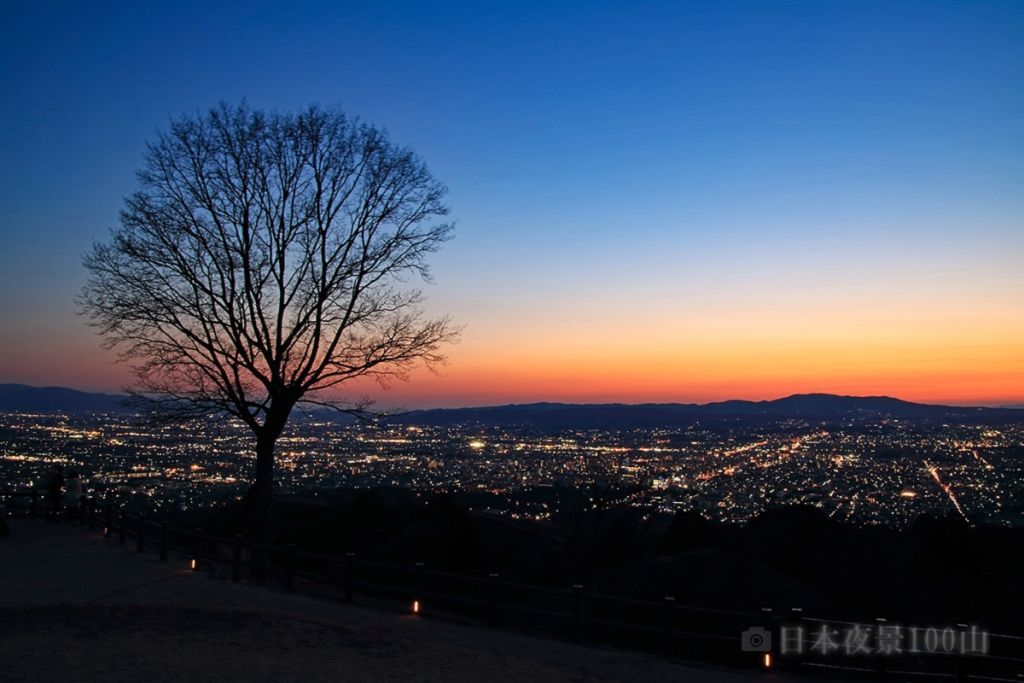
[0,384,130,414]
[1,385,1021,425]
[392,393,1024,428]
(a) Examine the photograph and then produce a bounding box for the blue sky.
[1,1,1022,405]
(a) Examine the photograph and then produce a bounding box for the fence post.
[413,562,424,615]
[191,528,203,571]
[788,607,802,670]
[118,509,126,545]
[284,543,295,590]
[344,553,355,603]
[875,618,888,680]
[662,596,676,657]
[955,624,969,683]
[30,491,38,519]
[488,573,499,627]
[572,584,584,643]
[159,522,168,561]
[104,504,112,537]
[137,516,146,552]
[232,535,243,582]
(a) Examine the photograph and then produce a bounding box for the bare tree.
[81,102,458,537]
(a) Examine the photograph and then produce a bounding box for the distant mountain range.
[0,384,131,414]
[391,394,1024,428]
[1,384,1022,427]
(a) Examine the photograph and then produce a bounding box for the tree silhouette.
[81,102,457,537]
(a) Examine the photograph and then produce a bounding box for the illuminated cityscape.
[2,3,1023,680]
[3,410,1022,529]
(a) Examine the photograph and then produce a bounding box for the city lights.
[1,412,1021,529]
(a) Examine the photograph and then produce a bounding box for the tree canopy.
[81,102,458,522]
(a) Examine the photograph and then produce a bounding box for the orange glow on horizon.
[3,296,1022,408]
[346,295,1024,407]
[356,330,1024,407]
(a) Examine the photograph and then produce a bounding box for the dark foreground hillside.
[0,519,764,683]
[189,489,1024,633]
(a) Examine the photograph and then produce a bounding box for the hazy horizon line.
[4,381,1023,412]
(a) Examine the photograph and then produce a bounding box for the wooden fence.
[3,489,1022,681]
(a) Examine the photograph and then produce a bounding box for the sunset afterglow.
[1,2,1021,407]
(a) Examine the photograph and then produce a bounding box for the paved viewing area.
[0,519,786,682]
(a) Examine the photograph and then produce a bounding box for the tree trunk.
[241,430,277,582]
[241,396,296,582]
[244,431,277,544]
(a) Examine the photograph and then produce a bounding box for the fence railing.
[3,488,1023,681]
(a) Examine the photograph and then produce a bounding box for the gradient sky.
[1,1,1022,408]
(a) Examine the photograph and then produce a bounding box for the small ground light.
[190,558,197,571]
[763,653,772,670]
[412,599,421,615]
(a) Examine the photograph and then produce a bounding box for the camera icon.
[741,626,772,652]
